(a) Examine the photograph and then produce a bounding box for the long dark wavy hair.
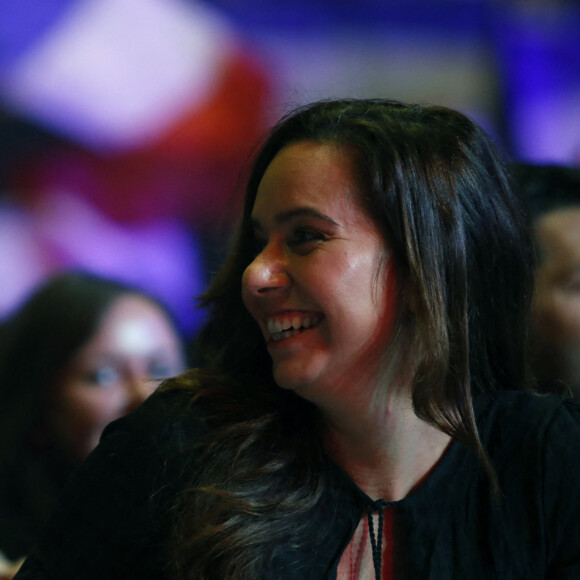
[167,99,536,578]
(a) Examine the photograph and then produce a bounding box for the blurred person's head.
[512,163,580,396]
[0,270,186,465]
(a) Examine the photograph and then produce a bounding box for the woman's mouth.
[266,315,321,342]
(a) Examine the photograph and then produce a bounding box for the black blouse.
[13,385,580,579]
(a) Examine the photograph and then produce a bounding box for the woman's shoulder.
[475,389,580,434]
[474,392,580,574]
[477,389,580,435]
[475,390,580,470]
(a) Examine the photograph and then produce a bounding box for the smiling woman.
[241,141,398,406]
[13,100,580,580]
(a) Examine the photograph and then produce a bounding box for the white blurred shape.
[0,0,236,150]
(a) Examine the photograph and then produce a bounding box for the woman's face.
[533,207,580,394]
[242,141,398,406]
[48,294,185,461]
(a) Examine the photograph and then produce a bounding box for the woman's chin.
[272,365,315,394]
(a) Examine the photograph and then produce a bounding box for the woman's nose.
[242,245,290,296]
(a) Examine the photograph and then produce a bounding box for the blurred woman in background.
[0,270,186,569]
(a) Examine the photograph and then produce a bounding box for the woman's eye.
[288,227,326,250]
[147,361,174,380]
[86,366,121,387]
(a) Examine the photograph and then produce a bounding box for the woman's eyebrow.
[250,207,339,230]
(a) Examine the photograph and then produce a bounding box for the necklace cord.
[367,499,385,580]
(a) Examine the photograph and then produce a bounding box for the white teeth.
[265,315,321,341]
[271,328,301,342]
[267,319,288,333]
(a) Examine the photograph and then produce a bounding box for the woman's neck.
[322,387,451,502]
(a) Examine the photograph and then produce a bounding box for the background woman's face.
[48,294,185,461]
[533,207,580,395]
[241,141,398,408]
